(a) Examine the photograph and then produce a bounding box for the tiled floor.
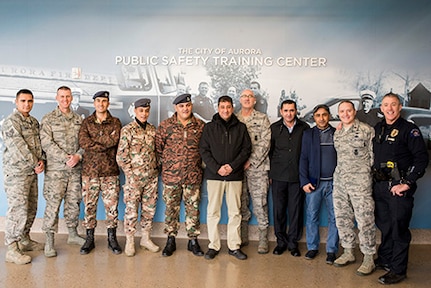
[1,232,430,288]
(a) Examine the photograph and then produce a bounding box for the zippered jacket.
[199,113,251,181]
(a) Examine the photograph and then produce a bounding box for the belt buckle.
[386,161,395,169]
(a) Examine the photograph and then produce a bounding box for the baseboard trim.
[1,217,430,244]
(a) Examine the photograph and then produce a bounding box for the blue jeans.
[305,180,339,253]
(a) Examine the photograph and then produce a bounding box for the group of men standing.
[2,86,428,285]
[1,86,263,263]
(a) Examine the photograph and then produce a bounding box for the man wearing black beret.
[79,90,123,255]
[156,93,205,257]
[117,98,160,256]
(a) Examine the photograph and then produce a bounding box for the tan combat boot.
[125,235,135,257]
[258,228,269,254]
[67,227,86,246]
[240,221,249,247]
[356,254,376,276]
[5,242,31,265]
[333,248,356,267]
[44,232,57,258]
[140,229,159,253]
[18,234,44,252]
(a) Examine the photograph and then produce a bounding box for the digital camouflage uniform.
[236,109,271,230]
[79,111,122,229]
[2,111,43,245]
[156,113,205,238]
[116,120,159,236]
[40,107,84,233]
[333,119,376,255]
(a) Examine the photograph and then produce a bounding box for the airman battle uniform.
[333,119,376,274]
[236,109,271,253]
[2,110,44,264]
[40,106,85,257]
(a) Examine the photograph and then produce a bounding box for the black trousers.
[271,180,304,250]
[373,181,416,275]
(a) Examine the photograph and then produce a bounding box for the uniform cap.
[134,98,151,108]
[93,91,110,100]
[360,90,376,100]
[173,93,192,105]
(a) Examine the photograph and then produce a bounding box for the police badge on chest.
[387,129,399,142]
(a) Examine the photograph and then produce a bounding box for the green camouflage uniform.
[116,120,159,236]
[236,109,271,230]
[156,113,204,238]
[79,111,122,229]
[2,111,43,245]
[333,119,376,255]
[40,107,84,233]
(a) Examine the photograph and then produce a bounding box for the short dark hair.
[280,99,297,110]
[16,89,33,99]
[313,104,330,115]
[382,92,401,104]
[218,95,233,105]
[338,100,356,110]
[57,86,71,92]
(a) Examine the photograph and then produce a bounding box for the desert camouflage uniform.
[40,107,84,233]
[333,119,376,255]
[116,120,159,235]
[2,111,43,245]
[156,113,204,237]
[236,109,271,230]
[79,111,122,229]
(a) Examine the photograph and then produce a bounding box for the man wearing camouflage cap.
[78,90,123,255]
[156,93,205,257]
[117,98,160,256]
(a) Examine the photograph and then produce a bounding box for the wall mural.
[1,0,430,227]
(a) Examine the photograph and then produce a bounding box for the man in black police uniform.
[372,92,428,285]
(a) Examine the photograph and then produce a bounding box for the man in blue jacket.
[199,95,252,260]
[299,104,339,264]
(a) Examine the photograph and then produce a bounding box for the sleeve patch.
[410,128,421,137]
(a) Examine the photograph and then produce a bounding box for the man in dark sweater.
[269,100,309,257]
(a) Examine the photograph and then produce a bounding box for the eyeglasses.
[240,94,255,98]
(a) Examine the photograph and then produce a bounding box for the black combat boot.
[162,236,176,257]
[80,229,95,255]
[107,228,122,255]
[187,238,204,256]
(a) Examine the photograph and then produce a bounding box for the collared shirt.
[156,113,205,185]
[284,119,297,134]
[40,106,83,171]
[2,111,43,175]
[117,119,158,178]
[236,109,271,171]
[79,111,122,177]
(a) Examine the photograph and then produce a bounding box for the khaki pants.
[206,180,242,251]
